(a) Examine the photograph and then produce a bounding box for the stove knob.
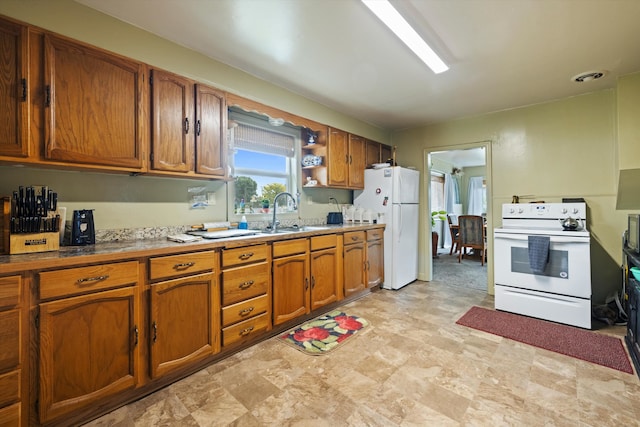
[509,208,515,213]
[572,208,579,214]
[518,208,524,213]
[561,208,568,214]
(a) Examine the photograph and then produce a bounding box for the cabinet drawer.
[222,312,269,347]
[0,310,19,373]
[0,276,20,310]
[344,231,365,245]
[222,244,268,268]
[222,263,269,306]
[222,294,269,327]
[273,238,309,258]
[0,402,20,427]
[0,370,19,408]
[310,234,337,251]
[367,229,383,241]
[39,261,139,300]
[149,250,216,281]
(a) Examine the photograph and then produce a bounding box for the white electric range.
[493,203,592,329]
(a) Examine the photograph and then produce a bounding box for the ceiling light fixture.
[571,70,607,83]
[361,0,448,74]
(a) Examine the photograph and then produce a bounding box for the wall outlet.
[207,192,216,205]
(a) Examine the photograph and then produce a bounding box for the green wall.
[394,88,629,303]
[0,0,388,229]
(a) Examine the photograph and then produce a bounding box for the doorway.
[425,143,491,292]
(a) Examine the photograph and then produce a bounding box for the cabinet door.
[381,144,392,164]
[195,84,226,177]
[344,242,366,297]
[43,35,145,169]
[149,273,218,379]
[0,20,29,158]
[38,286,140,424]
[310,247,338,311]
[367,238,384,288]
[348,134,366,189]
[150,69,193,172]
[365,140,380,167]
[272,253,309,325]
[327,127,348,187]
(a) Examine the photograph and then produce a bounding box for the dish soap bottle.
[239,215,248,229]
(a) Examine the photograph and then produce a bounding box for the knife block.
[0,196,60,255]
[1,197,8,255]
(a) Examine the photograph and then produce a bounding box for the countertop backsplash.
[62,218,329,244]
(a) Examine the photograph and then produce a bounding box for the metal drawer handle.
[351,236,358,241]
[174,262,195,269]
[239,307,254,316]
[239,252,254,260]
[76,275,109,285]
[239,280,255,289]
[239,326,254,336]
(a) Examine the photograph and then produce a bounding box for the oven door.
[494,231,591,298]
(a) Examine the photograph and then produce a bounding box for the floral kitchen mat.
[278,310,369,355]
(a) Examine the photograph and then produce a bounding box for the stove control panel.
[502,203,586,220]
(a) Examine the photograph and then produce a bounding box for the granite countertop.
[0,223,385,274]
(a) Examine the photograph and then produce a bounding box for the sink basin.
[260,225,331,234]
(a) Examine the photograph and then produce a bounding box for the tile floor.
[84,281,639,426]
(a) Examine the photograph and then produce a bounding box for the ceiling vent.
[571,70,607,83]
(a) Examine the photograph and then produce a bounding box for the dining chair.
[457,215,487,265]
[447,214,460,255]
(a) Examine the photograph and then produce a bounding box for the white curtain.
[467,176,485,215]
[443,173,457,247]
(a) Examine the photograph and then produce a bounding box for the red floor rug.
[279,310,369,355]
[456,306,633,374]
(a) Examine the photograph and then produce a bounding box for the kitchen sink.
[260,225,331,234]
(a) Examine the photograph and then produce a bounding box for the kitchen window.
[228,110,299,216]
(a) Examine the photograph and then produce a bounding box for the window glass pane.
[228,109,299,216]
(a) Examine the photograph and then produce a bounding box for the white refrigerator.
[354,166,420,290]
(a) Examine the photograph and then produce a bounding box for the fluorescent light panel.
[362,0,448,74]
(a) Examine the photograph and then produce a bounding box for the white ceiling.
[76,0,640,131]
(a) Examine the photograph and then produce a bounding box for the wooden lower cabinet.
[366,230,384,288]
[0,403,20,427]
[221,244,271,347]
[149,272,219,379]
[38,286,141,424]
[272,239,310,326]
[5,228,383,425]
[343,232,366,297]
[148,250,219,379]
[310,235,340,311]
[0,275,24,427]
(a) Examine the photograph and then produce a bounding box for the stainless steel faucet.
[270,192,297,232]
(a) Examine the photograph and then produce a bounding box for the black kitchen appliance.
[71,209,95,245]
[327,197,343,224]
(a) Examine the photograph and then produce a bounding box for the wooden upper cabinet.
[43,34,145,170]
[365,140,381,167]
[326,128,366,189]
[195,84,227,177]
[327,127,349,187]
[348,134,366,189]
[381,144,392,165]
[150,69,194,173]
[0,19,29,158]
